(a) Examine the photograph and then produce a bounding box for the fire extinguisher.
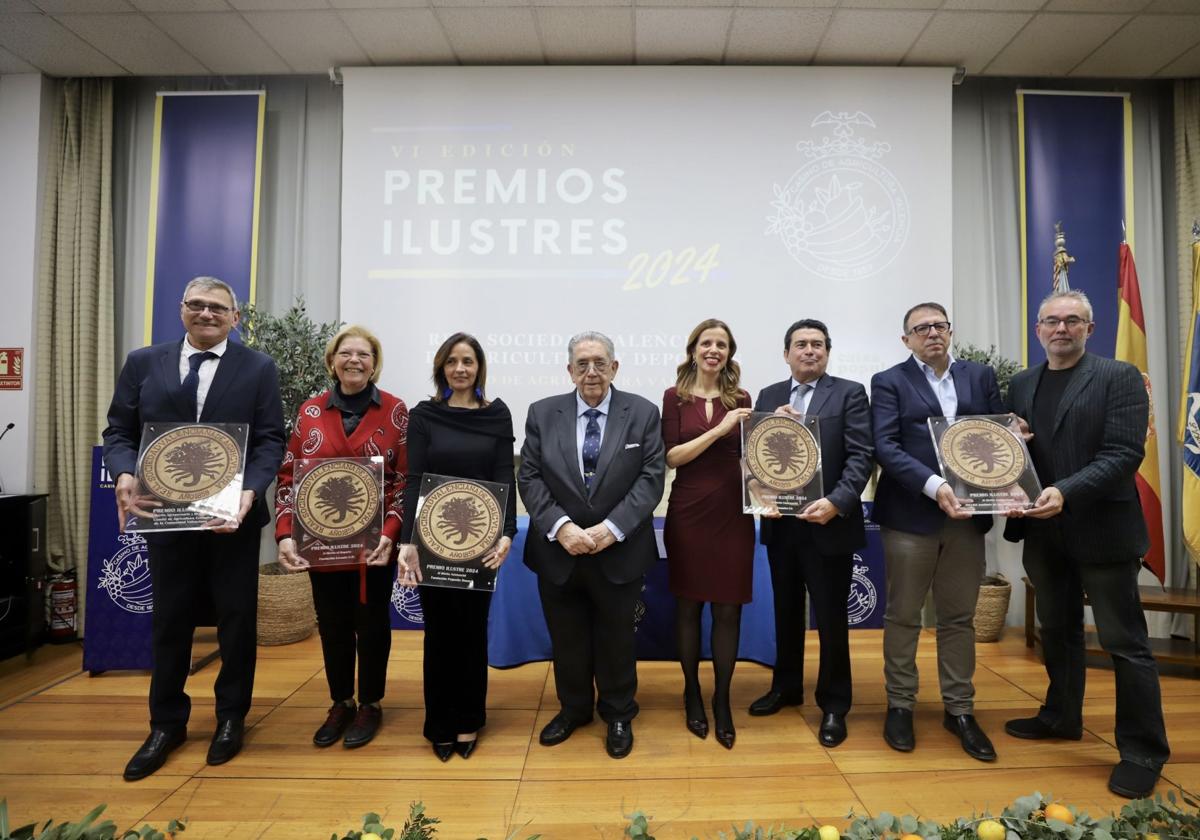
[45,572,77,643]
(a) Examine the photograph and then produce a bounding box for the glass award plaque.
[741,412,824,515]
[126,422,249,532]
[927,414,1042,514]
[414,473,510,592]
[293,456,385,567]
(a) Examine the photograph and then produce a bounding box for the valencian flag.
[1115,242,1165,584]
[1180,229,1200,565]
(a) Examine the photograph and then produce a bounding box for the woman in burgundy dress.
[662,318,754,749]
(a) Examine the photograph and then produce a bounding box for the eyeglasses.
[907,321,950,337]
[573,359,610,374]
[1038,316,1090,330]
[336,350,374,360]
[182,299,233,316]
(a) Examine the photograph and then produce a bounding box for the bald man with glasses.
[870,302,1004,761]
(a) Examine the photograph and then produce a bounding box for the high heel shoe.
[713,696,735,750]
[432,742,454,762]
[684,691,708,740]
[455,734,478,759]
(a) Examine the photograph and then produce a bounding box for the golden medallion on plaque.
[937,417,1026,489]
[295,459,381,541]
[140,425,242,503]
[417,480,503,562]
[744,415,820,492]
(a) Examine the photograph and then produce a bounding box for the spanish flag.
[1180,233,1200,565]
[1115,243,1166,583]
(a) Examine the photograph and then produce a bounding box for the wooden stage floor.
[1,629,1197,839]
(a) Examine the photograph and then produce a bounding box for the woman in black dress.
[397,333,517,761]
[662,318,754,749]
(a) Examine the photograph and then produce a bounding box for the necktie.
[791,383,812,414]
[183,351,217,419]
[582,408,602,489]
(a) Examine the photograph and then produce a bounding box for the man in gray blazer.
[518,331,666,759]
[1004,289,1169,799]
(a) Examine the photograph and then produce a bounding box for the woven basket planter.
[975,574,1011,642]
[257,563,316,646]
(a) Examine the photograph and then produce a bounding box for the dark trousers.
[766,525,853,714]
[147,527,260,729]
[1023,522,1170,771]
[538,562,641,724]
[420,584,492,742]
[308,564,394,705]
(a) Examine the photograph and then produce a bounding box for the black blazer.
[1003,352,1149,561]
[102,339,287,530]
[755,376,874,555]
[518,387,666,585]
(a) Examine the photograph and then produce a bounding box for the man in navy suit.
[746,319,874,748]
[103,276,285,781]
[870,302,1003,761]
[1004,290,1169,799]
[518,331,666,759]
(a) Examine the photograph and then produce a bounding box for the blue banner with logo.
[83,446,154,672]
[145,91,265,344]
[393,510,887,667]
[1018,91,1130,365]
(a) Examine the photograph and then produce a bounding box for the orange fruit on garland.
[1043,803,1075,825]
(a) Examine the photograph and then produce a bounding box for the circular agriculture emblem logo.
[744,416,820,492]
[295,460,380,540]
[391,579,424,624]
[847,556,877,626]
[98,535,153,614]
[139,425,241,503]
[417,481,502,562]
[939,418,1025,490]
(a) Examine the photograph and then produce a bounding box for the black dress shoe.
[819,712,847,747]
[1004,716,1083,741]
[943,712,996,762]
[606,720,633,759]
[1108,760,1160,799]
[748,691,801,717]
[206,719,244,766]
[432,742,454,762]
[539,712,591,747]
[313,701,356,748]
[455,738,478,759]
[343,704,382,749]
[684,691,708,740]
[124,727,186,782]
[883,707,914,752]
[713,696,735,750]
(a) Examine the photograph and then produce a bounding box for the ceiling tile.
[151,11,291,72]
[1071,14,1200,76]
[0,12,129,74]
[1044,0,1150,11]
[637,0,732,8]
[433,0,527,9]
[634,7,732,63]
[839,0,939,8]
[903,11,1031,74]
[1155,41,1200,76]
[532,0,629,7]
[725,7,830,63]
[340,9,457,63]
[0,0,40,11]
[814,9,932,63]
[228,0,330,10]
[1143,0,1200,11]
[537,7,631,62]
[242,10,368,70]
[330,0,423,6]
[56,12,209,74]
[0,43,37,71]
[942,0,1042,9]
[33,0,134,10]
[984,12,1129,75]
[736,0,835,9]
[436,7,543,62]
[132,0,232,10]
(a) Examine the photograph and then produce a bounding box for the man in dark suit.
[103,276,285,781]
[518,330,666,759]
[1004,289,1169,799]
[870,302,1003,761]
[746,319,873,748]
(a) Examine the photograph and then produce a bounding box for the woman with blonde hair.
[661,318,754,749]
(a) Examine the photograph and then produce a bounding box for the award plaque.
[293,456,384,567]
[927,414,1042,514]
[414,473,509,592]
[741,412,824,515]
[126,422,248,532]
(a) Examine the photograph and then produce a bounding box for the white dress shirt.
[180,337,227,421]
[547,388,624,542]
[913,353,957,500]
